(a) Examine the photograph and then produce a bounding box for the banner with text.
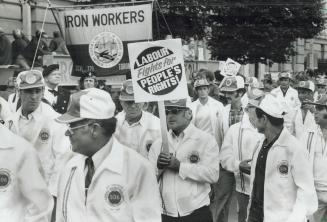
[57,4,152,77]
[128,39,188,103]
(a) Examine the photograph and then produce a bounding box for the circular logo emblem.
[89,32,124,68]
[299,81,306,87]
[105,185,124,207]
[0,169,11,189]
[39,129,50,141]
[277,161,289,176]
[189,151,200,163]
[25,73,37,84]
[225,78,233,87]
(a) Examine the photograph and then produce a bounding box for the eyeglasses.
[67,123,92,135]
[165,108,186,115]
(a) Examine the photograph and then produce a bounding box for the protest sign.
[128,38,188,103]
[56,3,152,77]
[220,58,241,76]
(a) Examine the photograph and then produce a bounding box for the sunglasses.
[165,108,186,115]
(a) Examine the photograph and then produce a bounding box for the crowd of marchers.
[0,65,327,222]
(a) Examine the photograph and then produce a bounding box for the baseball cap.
[164,99,188,109]
[119,79,134,101]
[56,88,116,123]
[278,72,291,79]
[316,78,327,86]
[194,78,210,88]
[256,94,287,119]
[220,76,245,92]
[295,80,315,92]
[43,64,59,77]
[16,70,45,89]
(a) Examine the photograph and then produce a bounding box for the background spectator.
[11,29,28,67]
[49,31,69,55]
[0,27,12,65]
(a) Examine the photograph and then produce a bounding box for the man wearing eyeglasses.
[148,99,220,222]
[55,88,161,222]
[114,79,161,158]
[5,70,70,199]
[301,95,327,222]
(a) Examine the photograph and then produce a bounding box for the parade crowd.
[1,64,327,222]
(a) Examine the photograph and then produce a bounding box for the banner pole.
[51,0,154,9]
[158,101,169,154]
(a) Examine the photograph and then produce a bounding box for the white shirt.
[0,96,12,121]
[271,86,301,134]
[220,115,263,195]
[56,138,161,222]
[301,127,327,203]
[6,102,71,196]
[148,123,220,217]
[0,125,53,222]
[114,111,161,158]
[189,96,225,140]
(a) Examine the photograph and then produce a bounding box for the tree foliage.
[156,0,325,64]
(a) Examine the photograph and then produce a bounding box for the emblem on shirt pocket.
[277,160,289,177]
[188,151,200,164]
[0,169,11,190]
[39,128,50,143]
[105,185,124,209]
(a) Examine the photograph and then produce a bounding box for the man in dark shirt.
[11,29,28,64]
[247,94,317,222]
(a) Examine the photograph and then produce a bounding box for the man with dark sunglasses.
[301,95,327,222]
[148,99,220,222]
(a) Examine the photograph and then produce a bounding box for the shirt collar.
[19,103,42,121]
[169,122,193,140]
[270,127,289,147]
[45,85,58,92]
[89,138,112,170]
[123,111,145,127]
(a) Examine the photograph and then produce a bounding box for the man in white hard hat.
[55,88,161,222]
[293,80,317,138]
[114,79,161,158]
[219,88,264,222]
[5,70,70,198]
[189,78,224,138]
[148,98,220,222]
[0,124,53,222]
[247,94,317,222]
[301,95,327,222]
[271,72,301,134]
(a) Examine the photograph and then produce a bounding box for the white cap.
[56,88,116,123]
[257,94,287,119]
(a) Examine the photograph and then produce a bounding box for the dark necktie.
[85,157,95,197]
[48,89,59,96]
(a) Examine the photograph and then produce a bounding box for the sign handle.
[158,101,169,154]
